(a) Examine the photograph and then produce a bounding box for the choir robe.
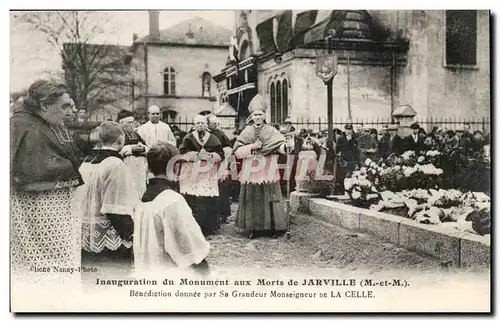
[73,149,142,265]
[119,130,149,197]
[233,124,288,237]
[10,110,83,287]
[133,178,210,274]
[209,128,233,224]
[179,131,224,236]
[137,120,177,147]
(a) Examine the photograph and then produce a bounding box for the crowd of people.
[10,80,491,284]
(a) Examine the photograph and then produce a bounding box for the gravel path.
[82,201,451,284]
[206,202,444,273]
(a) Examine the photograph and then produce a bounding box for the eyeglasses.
[149,113,160,115]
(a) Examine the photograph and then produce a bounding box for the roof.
[215,103,237,116]
[392,104,417,117]
[136,16,232,47]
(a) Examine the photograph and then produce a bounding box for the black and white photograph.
[8,7,492,313]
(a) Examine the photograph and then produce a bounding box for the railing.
[68,116,491,138]
[289,116,491,135]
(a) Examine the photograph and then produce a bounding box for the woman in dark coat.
[10,80,82,285]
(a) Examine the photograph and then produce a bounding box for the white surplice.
[137,120,177,147]
[133,189,210,271]
[73,154,142,253]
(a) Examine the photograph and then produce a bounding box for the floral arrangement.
[370,188,490,236]
[343,158,381,205]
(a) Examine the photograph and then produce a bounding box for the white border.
[3,1,498,320]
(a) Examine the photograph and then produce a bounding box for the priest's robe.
[179,131,224,236]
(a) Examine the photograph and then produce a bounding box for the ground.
[82,200,446,284]
[206,202,444,272]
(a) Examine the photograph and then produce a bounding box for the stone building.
[127,12,233,123]
[214,10,490,130]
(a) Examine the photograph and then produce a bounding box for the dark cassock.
[179,116,224,236]
[208,123,233,225]
[233,94,292,238]
[74,137,142,268]
[11,108,84,284]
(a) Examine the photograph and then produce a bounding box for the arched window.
[202,72,211,97]
[220,93,228,104]
[268,77,290,124]
[276,80,282,123]
[163,110,178,123]
[270,82,276,123]
[163,66,176,96]
[282,79,288,120]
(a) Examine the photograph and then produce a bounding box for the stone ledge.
[309,198,359,230]
[290,191,320,214]
[293,195,491,269]
[460,233,491,269]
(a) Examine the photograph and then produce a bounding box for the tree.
[13,11,136,114]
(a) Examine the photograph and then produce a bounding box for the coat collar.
[193,130,210,147]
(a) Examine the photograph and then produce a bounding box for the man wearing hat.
[378,125,391,159]
[456,125,473,155]
[404,122,425,154]
[387,124,404,156]
[335,124,360,193]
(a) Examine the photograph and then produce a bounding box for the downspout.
[144,42,149,117]
[391,42,396,122]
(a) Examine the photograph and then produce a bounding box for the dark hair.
[370,128,378,135]
[98,121,124,145]
[116,109,134,122]
[147,143,180,176]
[23,80,69,112]
[473,130,483,136]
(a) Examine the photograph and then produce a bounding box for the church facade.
[213,10,490,130]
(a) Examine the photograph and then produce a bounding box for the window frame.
[163,66,176,96]
[202,72,212,98]
[443,10,480,70]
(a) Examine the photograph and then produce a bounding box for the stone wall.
[132,44,228,120]
[243,10,490,125]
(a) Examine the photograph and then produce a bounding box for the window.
[282,79,288,119]
[162,110,177,123]
[270,82,276,123]
[269,76,290,124]
[276,80,282,123]
[163,66,176,95]
[220,93,228,104]
[202,72,211,97]
[445,10,477,66]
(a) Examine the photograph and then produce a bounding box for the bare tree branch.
[14,11,134,114]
